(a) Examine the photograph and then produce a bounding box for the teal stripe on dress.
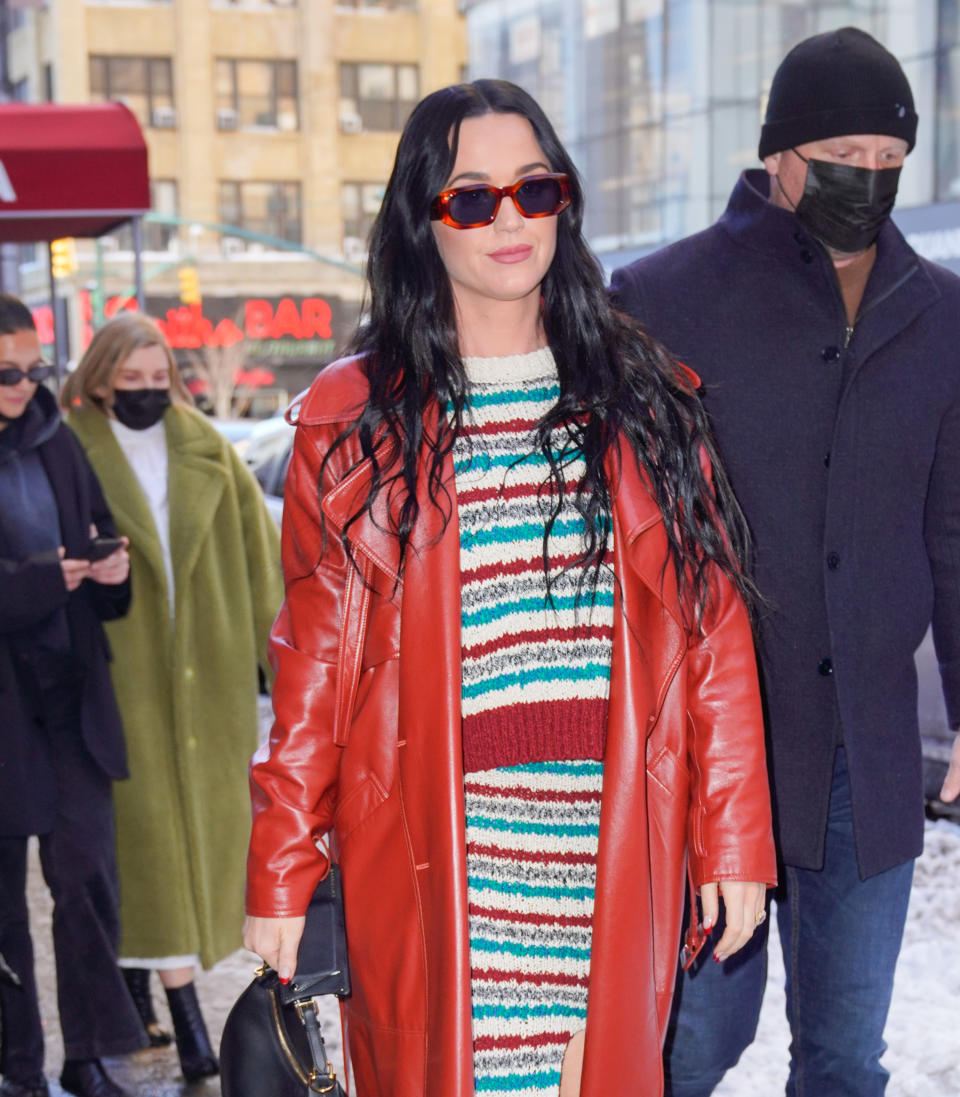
[464,816,600,838]
[470,935,593,960]
[503,761,604,778]
[459,515,587,550]
[475,1068,563,1093]
[474,1001,589,1022]
[461,590,614,629]
[466,384,560,409]
[463,662,612,702]
[454,450,552,476]
[468,874,596,902]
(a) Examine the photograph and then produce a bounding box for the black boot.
[59,1059,128,1097]
[164,982,219,1082]
[121,967,172,1047]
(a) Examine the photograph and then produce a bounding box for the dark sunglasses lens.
[0,365,53,385]
[447,187,499,226]
[515,177,563,215]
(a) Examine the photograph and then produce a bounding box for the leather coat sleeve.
[246,421,351,917]
[683,446,776,888]
[684,564,777,888]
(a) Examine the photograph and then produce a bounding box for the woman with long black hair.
[243,80,776,1097]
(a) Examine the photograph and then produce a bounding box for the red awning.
[0,102,150,242]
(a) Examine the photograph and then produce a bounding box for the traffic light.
[50,238,77,279]
[178,265,201,306]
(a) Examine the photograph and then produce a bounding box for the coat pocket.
[333,771,389,844]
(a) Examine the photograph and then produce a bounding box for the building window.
[219,181,302,244]
[339,63,419,133]
[336,0,417,10]
[146,180,179,250]
[89,56,175,129]
[341,181,385,256]
[215,59,299,131]
[105,180,179,252]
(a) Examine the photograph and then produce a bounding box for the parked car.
[210,417,261,457]
[241,415,295,526]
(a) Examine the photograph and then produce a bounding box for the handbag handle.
[295,998,344,1095]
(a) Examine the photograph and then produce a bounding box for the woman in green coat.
[63,313,283,1083]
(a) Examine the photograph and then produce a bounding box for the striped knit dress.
[455,347,614,1097]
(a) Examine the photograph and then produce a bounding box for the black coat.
[611,170,960,879]
[0,388,130,836]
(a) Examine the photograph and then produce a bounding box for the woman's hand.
[58,547,90,591]
[89,538,130,586]
[699,880,767,962]
[243,915,306,982]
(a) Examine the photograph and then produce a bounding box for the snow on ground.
[715,817,960,1097]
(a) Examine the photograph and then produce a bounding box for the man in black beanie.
[612,26,960,1097]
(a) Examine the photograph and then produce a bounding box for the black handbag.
[221,864,351,1097]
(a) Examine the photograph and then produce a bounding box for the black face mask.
[788,151,901,254]
[112,388,171,431]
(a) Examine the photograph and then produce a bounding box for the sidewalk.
[24,840,343,1096]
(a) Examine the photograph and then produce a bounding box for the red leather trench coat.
[246,356,777,1097]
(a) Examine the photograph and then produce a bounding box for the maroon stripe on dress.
[474,1032,573,1053]
[473,969,591,990]
[460,552,586,585]
[464,782,602,805]
[462,624,616,661]
[467,845,598,866]
[460,417,539,438]
[461,698,608,774]
[469,904,594,928]
[457,481,587,508]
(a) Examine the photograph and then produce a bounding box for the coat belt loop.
[333,555,372,747]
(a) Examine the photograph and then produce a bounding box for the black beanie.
[758,27,917,159]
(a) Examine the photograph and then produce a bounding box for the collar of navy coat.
[723,170,941,371]
[298,355,680,622]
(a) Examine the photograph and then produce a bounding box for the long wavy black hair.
[323,79,753,627]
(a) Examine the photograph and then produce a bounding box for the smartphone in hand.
[83,536,124,562]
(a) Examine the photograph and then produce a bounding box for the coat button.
[184,666,195,682]
[821,346,841,362]
[824,452,831,468]
[827,552,840,570]
[794,231,806,244]
[818,657,834,676]
[801,249,814,263]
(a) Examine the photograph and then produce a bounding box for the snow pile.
[715,818,960,1096]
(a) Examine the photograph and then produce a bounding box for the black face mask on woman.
[788,150,901,254]
[112,388,171,431]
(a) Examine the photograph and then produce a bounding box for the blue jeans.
[664,748,914,1097]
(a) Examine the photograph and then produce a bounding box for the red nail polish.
[279,976,290,985]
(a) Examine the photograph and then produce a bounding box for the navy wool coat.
[0,388,130,836]
[611,170,960,879]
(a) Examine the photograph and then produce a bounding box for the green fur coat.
[68,404,283,967]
